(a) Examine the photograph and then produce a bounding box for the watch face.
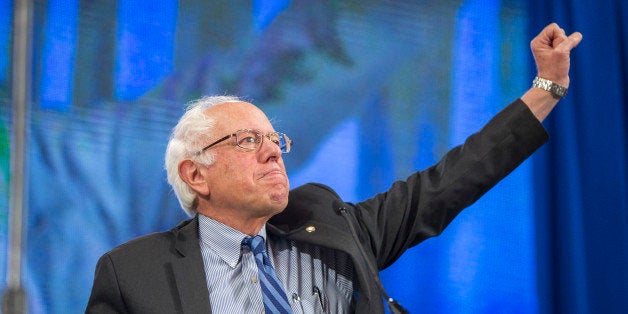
[552,84,567,97]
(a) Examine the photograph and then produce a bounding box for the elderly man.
[86,23,582,313]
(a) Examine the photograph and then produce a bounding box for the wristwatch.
[532,76,567,99]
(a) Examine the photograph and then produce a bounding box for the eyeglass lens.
[235,130,291,153]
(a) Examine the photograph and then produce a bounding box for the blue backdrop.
[528,1,628,313]
[0,0,626,313]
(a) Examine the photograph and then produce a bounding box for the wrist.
[521,88,560,122]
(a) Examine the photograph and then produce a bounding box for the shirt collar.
[198,214,267,267]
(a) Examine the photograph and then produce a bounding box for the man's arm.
[521,23,583,121]
[353,23,582,269]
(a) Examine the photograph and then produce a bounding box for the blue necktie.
[242,235,293,314]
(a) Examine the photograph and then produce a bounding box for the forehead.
[204,101,274,132]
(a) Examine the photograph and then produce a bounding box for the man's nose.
[258,135,282,162]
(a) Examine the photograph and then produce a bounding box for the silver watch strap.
[532,76,567,99]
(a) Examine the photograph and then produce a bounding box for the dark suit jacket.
[86,99,548,313]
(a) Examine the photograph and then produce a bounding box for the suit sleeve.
[354,99,550,269]
[85,253,128,314]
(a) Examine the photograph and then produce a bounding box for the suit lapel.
[269,183,380,309]
[171,216,212,313]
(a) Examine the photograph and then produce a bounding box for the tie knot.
[242,235,266,255]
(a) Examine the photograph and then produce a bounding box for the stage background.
[0,0,625,313]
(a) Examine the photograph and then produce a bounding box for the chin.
[268,194,288,212]
[269,193,288,207]
[269,182,289,199]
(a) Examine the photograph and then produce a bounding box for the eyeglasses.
[195,129,293,155]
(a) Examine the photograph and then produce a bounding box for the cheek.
[218,161,255,188]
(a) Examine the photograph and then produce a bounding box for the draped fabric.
[0,0,625,313]
[528,1,628,313]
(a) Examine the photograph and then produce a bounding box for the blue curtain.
[529,0,628,313]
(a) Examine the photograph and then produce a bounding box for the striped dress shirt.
[198,214,354,313]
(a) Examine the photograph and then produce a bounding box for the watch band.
[532,76,568,99]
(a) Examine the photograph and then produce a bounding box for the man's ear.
[178,160,210,196]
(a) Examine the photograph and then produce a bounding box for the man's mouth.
[259,169,286,179]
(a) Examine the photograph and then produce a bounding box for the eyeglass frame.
[194,129,293,155]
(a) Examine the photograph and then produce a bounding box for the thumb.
[557,32,583,53]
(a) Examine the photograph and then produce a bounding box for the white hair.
[165,95,243,216]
